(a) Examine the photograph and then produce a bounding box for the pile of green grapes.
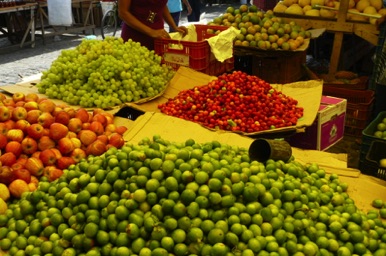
[37,37,175,109]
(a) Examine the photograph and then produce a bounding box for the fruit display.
[0,92,127,199]
[158,71,304,133]
[273,0,386,24]
[373,116,386,139]
[36,37,175,109]
[0,135,386,255]
[207,4,312,50]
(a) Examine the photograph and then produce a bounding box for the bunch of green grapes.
[37,37,175,109]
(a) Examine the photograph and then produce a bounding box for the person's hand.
[152,29,171,39]
[176,26,188,36]
[187,6,192,16]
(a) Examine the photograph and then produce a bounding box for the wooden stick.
[314,4,382,19]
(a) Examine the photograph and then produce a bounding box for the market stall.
[0,2,386,256]
[0,2,37,52]
[35,0,98,43]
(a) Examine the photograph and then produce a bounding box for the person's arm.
[118,0,170,39]
[182,0,192,16]
[163,6,188,35]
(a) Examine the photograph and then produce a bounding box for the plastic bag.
[47,0,73,26]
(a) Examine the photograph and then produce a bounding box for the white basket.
[101,1,115,16]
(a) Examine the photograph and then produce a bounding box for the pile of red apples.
[0,92,127,199]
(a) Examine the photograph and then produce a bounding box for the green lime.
[0,238,12,251]
[62,228,78,241]
[207,228,224,245]
[41,240,54,254]
[171,229,186,244]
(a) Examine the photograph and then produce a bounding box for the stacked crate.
[359,111,386,178]
[322,84,375,137]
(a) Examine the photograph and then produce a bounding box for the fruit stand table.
[275,0,382,79]
[35,0,97,43]
[0,2,37,51]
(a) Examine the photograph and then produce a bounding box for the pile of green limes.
[0,136,385,256]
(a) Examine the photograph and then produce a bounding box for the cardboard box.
[287,96,347,151]
[0,67,324,136]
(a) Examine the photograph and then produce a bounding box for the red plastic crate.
[322,86,374,104]
[323,87,375,137]
[154,25,234,76]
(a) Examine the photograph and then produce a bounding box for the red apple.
[12,92,25,103]
[115,125,128,135]
[0,165,15,184]
[38,112,55,128]
[24,101,39,111]
[0,123,8,135]
[78,130,97,146]
[82,122,91,130]
[108,133,125,149]
[75,108,91,123]
[11,162,25,172]
[25,157,44,177]
[30,175,39,187]
[57,137,75,155]
[26,109,42,124]
[39,148,57,166]
[25,93,39,102]
[105,124,117,133]
[70,137,81,149]
[43,166,63,182]
[15,101,26,107]
[6,129,24,143]
[89,121,104,136]
[0,152,17,166]
[49,122,68,141]
[92,108,104,116]
[4,120,15,131]
[66,131,77,139]
[57,156,76,170]
[102,112,115,124]
[26,123,45,140]
[16,154,28,166]
[5,141,22,157]
[42,128,50,136]
[97,134,109,144]
[92,113,107,127]
[70,148,87,163]
[0,105,11,122]
[11,106,28,121]
[15,119,31,133]
[0,93,7,101]
[8,179,30,198]
[21,137,38,155]
[52,106,65,117]
[64,107,76,118]
[86,139,107,156]
[13,168,31,183]
[3,98,15,107]
[38,99,56,113]
[68,118,83,133]
[32,151,40,159]
[50,148,63,160]
[0,133,8,149]
[38,136,56,151]
[54,111,71,126]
